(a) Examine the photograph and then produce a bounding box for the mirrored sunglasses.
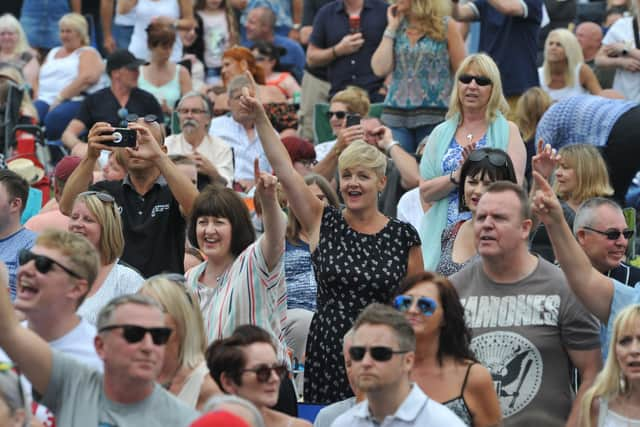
[393,295,438,316]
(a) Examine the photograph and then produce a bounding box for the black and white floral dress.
[303,205,421,403]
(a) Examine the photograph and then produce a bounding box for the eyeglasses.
[326,111,347,120]
[18,249,83,279]
[393,295,438,316]
[458,74,493,86]
[583,226,633,240]
[241,363,288,383]
[467,149,509,167]
[98,324,173,345]
[176,108,208,115]
[348,346,410,362]
[78,190,115,203]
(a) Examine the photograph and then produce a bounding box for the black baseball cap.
[106,49,148,74]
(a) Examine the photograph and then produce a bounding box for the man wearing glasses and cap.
[61,49,164,153]
[0,252,199,426]
[331,304,465,427]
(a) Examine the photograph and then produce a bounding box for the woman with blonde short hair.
[0,14,40,91]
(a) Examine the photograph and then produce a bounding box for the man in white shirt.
[165,92,234,188]
[331,304,465,427]
[209,75,272,192]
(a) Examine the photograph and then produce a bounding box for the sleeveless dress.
[138,65,182,115]
[442,363,475,426]
[598,398,640,427]
[538,63,588,101]
[303,205,421,403]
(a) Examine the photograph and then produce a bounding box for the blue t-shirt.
[0,227,37,300]
[472,0,542,96]
[274,34,306,82]
[602,279,640,360]
[310,0,388,98]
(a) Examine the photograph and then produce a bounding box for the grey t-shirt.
[314,397,356,427]
[450,257,600,426]
[40,351,199,427]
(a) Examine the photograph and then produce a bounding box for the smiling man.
[450,181,602,426]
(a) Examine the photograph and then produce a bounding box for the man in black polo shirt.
[59,120,199,277]
[61,49,164,152]
[306,0,387,102]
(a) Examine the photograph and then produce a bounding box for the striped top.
[185,235,288,361]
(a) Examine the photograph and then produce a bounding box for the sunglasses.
[241,363,288,383]
[98,324,173,345]
[116,108,158,127]
[583,226,633,240]
[393,295,438,316]
[348,346,409,362]
[458,74,492,86]
[18,249,82,279]
[326,111,348,120]
[467,149,509,167]
[78,190,115,203]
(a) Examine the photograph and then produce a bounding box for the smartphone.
[349,14,360,33]
[102,128,137,148]
[346,114,361,128]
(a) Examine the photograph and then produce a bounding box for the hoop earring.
[620,373,629,394]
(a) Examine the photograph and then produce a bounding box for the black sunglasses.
[241,363,288,383]
[348,346,409,362]
[18,249,82,279]
[326,111,347,120]
[78,190,116,203]
[393,295,438,316]
[458,74,492,86]
[583,226,633,240]
[468,149,509,167]
[98,324,173,345]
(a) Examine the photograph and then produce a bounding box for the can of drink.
[349,14,360,33]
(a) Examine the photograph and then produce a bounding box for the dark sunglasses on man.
[18,249,83,279]
[348,346,410,362]
[98,324,173,345]
[583,226,633,240]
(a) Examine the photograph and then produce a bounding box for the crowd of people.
[1,0,640,425]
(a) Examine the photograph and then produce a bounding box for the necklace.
[466,133,473,143]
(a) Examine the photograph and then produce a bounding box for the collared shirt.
[607,262,640,288]
[331,385,466,427]
[309,0,388,98]
[208,115,272,182]
[91,175,186,277]
[165,132,235,186]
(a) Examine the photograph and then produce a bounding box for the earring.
[620,373,629,394]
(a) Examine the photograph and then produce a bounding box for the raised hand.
[459,142,477,166]
[532,140,560,179]
[254,158,278,204]
[87,122,118,159]
[531,171,564,225]
[125,122,163,161]
[335,124,365,153]
[238,71,265,120]
[386,5,403,31]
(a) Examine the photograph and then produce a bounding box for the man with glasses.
[332,304,464,427]
[165,92,234,189]
[61,49,164,153]
[450,181,601,425]
[0,265,199,427]
[574,197,640,288]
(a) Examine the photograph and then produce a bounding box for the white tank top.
[176,360,209,408]
[538,63,588,102]
[128,0,182,63]
[37,46,102,104]
[599,399,640,427]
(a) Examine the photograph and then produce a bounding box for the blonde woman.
[371,0,466,153]
[0,13,39,91]
[539,28,601,101]
[580,304,640,427]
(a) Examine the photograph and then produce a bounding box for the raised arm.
[486,0,526,16]
[375,126,419,189]
[371,6,400,77]
[451,1,479,22]
[447,19,466,73]
[531,171,613,323]
[101,0,116,53]
[254,160,287,270]
[0,262,53,395]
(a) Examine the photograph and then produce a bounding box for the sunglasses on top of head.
[18,249,83,279]
[98,324,173,345]
[348,346,410,362]
[468,149,509,167]
[393,295,438,316]
[241,363,288,383]
[458,74,492,86]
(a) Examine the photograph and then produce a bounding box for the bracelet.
[332,46,338,58]
[383,29,397,40]
[449,170,459,185]
[385,141,399,156]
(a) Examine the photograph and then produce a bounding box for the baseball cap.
[54,156,83,182]
[106,49,148,74]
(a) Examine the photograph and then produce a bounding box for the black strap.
[633,18,639,50]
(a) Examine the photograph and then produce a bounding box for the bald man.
[576,22,614,88]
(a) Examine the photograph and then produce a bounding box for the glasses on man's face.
[348,346,409,362]
[78,190,116,203]
[326,111,347,120]
[583,226,633,241]
[177,108,207,115]
[98,324,173,345]
[241,363,288,383]
[467,149,509,167]
[393,295,438,316]
[18,249,83,279]
[458,74,492,86]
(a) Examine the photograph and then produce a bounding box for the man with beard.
[165,92,234,189]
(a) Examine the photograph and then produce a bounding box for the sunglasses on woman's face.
[326,111,347,120]
[458,74,492,86]
[98,324,173,345]
[393,295,438,316]
[241,363,288,383]
[348,346,409,362]
[468,149,509,167]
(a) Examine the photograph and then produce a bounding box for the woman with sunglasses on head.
[207,325,312,427]
[392,272,501,426]
[435,147,517,276]
[69,191,144,325]
[138,275,221,410]
[419,53,526,270]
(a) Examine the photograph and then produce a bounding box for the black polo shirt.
[91,175,185,277]
[76,87,164,129]
[608,262,640,288]
[309,0,387,99]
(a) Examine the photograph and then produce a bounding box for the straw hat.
[7,158,44,184]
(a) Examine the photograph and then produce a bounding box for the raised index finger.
[532,171,553,192]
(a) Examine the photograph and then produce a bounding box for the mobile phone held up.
[346,114,361,128]
[102,128,137,148]
[349,14,360,33]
